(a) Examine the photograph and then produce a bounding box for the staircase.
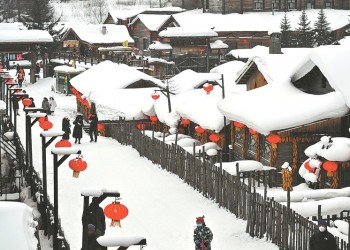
[0,133,17,161]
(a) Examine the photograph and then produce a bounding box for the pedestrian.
[48,97,57,115]
[41,97,50,114]
[86,197,106,235]
[89,113,98,142]
[73,114,84,144]
[12,95,19,116]
[62,117,71,140]
[15,64,20,75]
[29,97,35,107]
[87,224,102,250]
[17,70,25,88]
[5,57,10,70]
[193,216,213,250]
[309,219,337,250]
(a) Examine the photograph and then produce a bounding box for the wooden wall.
[246,71,267,90]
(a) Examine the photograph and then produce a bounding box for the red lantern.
[69,157,87,178]
[181,118,190,126]
[233,121,245,128]
[55,139,72,148]
[248,128,259,135]
[156,37,161,41]
[267,134,282,144]
[136,123,145,130]
[195,126,205,134]
[22,98,32,107]
[304,161,314,172]
[104,202,129,227]
[38,116,47,123]
[322,161,338,172]
[151,93,160,100]
[203,83,214,94]
[149,116,158,123]
[209,133,220,142]
[39,120,53,131]
[97,123,105,132]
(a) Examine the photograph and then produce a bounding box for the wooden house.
[218,45,350,176]
[128,14,178,51]
[60,24,134,58]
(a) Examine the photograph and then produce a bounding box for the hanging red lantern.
[69,157,87,178]
[149,116,158,123]
[195,126,205,134]
[151,93,160,100]
[267,134,282,144]
[104,202,129,227]
[248,128,259,135]
[304,161,314,172]
[22,98,32,107]
[181,118,190,126]
[322,161,338,172]
[233,121,245,128]
[38,116,47,123]
[97,123,105,132]
[39,120,53,131]
[55,139,72,148]
[203,83,214,94]
[209,133,220,142]
[136,123,145,130]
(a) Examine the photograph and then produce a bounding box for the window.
[272,0,280,9]
[325,1,332,8]
[260,138,271,163]
[234,129,243,146]
[246,133,257,157]
[143,38,149,50]
[287,0,296,9]
[254,0,264,10]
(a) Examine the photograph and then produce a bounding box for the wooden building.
[218,45,350,175]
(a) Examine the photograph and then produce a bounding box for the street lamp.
[51,147,84,250]
[151,80,174,113]
[80,188,120,250]
[40,130,64,233]
[12,92,28,136]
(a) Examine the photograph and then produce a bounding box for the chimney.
[269,32,282,54]
[102,26,107,35]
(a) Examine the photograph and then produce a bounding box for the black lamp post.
[153,79,174,113]
[7,87,22,128]
[81,189,120,250]
[40,130,64,233]
[51,147,82,250]
[12,92,28,135]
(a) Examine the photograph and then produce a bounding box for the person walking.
[89,113,98,142]
[17,70,25,87]
[86,224,102,250]
[48,97,57,115]
[194,216,213,250]
[12,95,20,116]
[5,57,10,70]
[73,114,84,144]
[62,117,71,140]
[41,97,50,114]
[309,219,337,250]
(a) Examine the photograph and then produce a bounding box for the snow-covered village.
[1,0,350,249]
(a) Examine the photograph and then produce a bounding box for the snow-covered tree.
[313,9,332,46]
[0,0,17,22]
[280,12,293,48]
[89,0,108,24]
[296,10,313,47]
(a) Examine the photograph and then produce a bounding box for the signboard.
[63,40,79,48]
[16,53,23,60]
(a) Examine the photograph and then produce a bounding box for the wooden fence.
[108,121,349,250]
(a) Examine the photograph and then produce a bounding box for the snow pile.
[0,202,38,250]
[54,65,86,74]
[210,40,229,49]
[216,160,264,176]
[97,235,145,247]
[149,41,173,50]
[183,142,221,155]
[4,131,14,140]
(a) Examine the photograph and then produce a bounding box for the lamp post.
[40,130,64,233]
[51,147,82,250]
[12,92,28,135]
[81,188,120,250]
[152,79,174,113]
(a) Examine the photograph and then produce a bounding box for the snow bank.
[97,235,145,247]
[215,160,264,176]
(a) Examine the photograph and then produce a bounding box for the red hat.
[196,216,205,224]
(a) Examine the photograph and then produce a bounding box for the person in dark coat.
[41,97,50,114]
[194,216,213,250]
[89,113,98,142]
[72,115,84,144]
[62,117,71,140]
[29,97,35,107]
[12,95,19,115]
[87,224,102,250]
[86,197,106,235]
[5,57,10,70]
[309,219,337,250]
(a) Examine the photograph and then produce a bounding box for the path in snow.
[15,74,278,250]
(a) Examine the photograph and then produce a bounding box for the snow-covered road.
[15,74,278,250]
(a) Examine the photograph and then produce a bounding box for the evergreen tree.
[313,9,332,46]
[280,12,293,47]
[296,10,313,47]
[0,0,17,22]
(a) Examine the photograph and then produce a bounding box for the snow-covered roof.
[54,65,86,74]
[108,9,145,21]
[0,202,38,250]
[65,24,134,44]
[0,22,26,30]
[173,9,350,32]
[70,61,164,95]
[305,137,350,162]
[159,27,218,38]
[0,30,53,43]
[210,40,229,49]
[149,41,173,50]
[218,45,350,135]
[227,46,269,59]
[130,14,171,31]
[168,69,222,94]
[210,61,246,86]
